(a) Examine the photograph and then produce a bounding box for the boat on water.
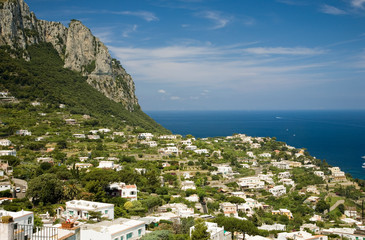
[362,156,365,159]
[363,163,365,169]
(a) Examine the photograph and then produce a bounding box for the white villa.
[138,133,154,140]
[65,200,114,220]
[238,177,265,189]
[269,185,286,197]
[190,221,231,240]
[181,181,196,191]
[109,182,138,201]
[0,139,11,146]
[81,218,146,240]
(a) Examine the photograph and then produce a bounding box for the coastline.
[146,110,365,180]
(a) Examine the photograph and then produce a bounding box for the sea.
[146,110,365,180]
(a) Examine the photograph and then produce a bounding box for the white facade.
[259,153,271,158]
[190,221,231,240]
[109,182,138,201]
[185,145,197,151]
[0,139,11,146]
[269,185,286,197]
[16,130,31,136]
[81,218,146,240]
[65,200,114,220]
[0,150,16,157]
[238,177,265,189]
[138,133,154,140]
[0,181,11,191]
[98,161,122,171]
[73,134,86,139]
[194,149,209,154]
[181,181,196,191]
[278,172,291,179]
[0,210,34,225]
[217,165,233,175]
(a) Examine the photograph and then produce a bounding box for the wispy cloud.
[111,11,159,22]
[122,24,138,38]
[351,0,365,9]
[197,11,232,29]
[158,89,166,94]
[276,0,308,6]
[320,4,347,15]
[243,47,326,55]
[109,43,331,95]
[170,96,181,100]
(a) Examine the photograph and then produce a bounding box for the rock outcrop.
[0,0,138,111]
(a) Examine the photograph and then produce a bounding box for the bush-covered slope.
[0,43,168,133]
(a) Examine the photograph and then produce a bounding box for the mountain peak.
[0,0,138,111]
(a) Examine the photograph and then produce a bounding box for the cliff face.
[0,0,138,111]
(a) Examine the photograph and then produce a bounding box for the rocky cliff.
[0,0,138,111]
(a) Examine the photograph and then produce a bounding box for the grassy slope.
[0,43,169,133]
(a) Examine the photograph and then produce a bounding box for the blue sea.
[146,110,365,180]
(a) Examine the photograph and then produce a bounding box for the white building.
[98,128,111,133]
[181,181,196,191]
[258,224,286,231]
[220,202,238,217]
[0,150,16,157]
[0,139,11,146]
[98,161,122,171]
[190,221,231,240]
[279,178,295,186]
[0,181,11,192]
[278,171,291,179]
[259,153,271,158]
[238,177,265,189]
[109,182,138,201]
[217,165,233,175]
[16,130,31,136]
[314,171,325,178]
[73,134,86,139]
[269,185,286,197]
[0,209,34,226]
[159,135,177,140]
[159,147,179,155]
[81,218,146,240]
[142,141,157,148]
[185,145,197,151]
[277,231,327,240]
[138,133,154,140]
[194,149,209,154]
[65,200,114,220]
[230,192,246,199]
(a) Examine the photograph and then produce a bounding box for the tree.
[27,173,63,204]
[190,218,210,240]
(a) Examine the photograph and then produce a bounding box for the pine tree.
[190,218,210,240]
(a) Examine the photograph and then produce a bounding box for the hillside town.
[0,101,365,240]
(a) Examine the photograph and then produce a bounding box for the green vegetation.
[0,43,168,133]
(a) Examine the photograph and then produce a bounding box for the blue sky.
[27,0,365,110]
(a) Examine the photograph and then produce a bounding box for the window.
[28,217,32,224]
[120,236,124,240]
[105,210,108,214]
[138,229,142,236]
[69,210,74,216]
[114,238,118,240]
[126,233,133,239]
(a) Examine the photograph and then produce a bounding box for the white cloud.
[122,24,138,38]
[170,96,181,100]
[109,44,331,94]
[113,11,159,22]
[243,47,326,55]
[351,0,365,9]
[198,11,232,29]
[320,5,347,15]
[158,89,166,94]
